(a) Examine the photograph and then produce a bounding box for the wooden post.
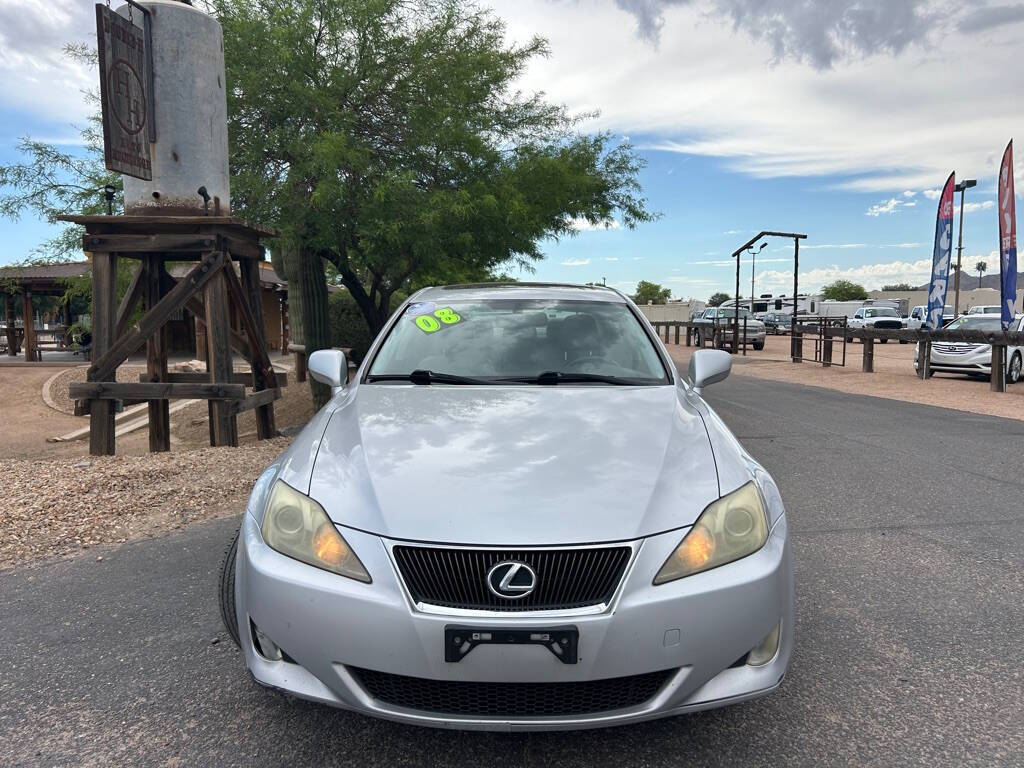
[195,316,207,361]
[674,324,680,345]
[204,263,238,446]
[991,345,1006,392]
[685,325,692,347]
[862,336,874,372]
[144,256,171,451]
[822,327,833,367]
[21,290,36,362]
[89,254,118,455]
[917,340,931,379]
[239,259,277,439]
[4,293,17,356]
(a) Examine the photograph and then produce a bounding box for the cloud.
[955,200,995,215]
[690,257,792,266]
[880,242,922,249]
[866,197,914,216]
[561,258,591,266]
[603,256,620,261]
[567,217,621,231]
[799,243,866,250]
[902,190,916,197]
[922,189,942,200]
[756,258,935,292]
[958,4,1024,33]
[0,0,95,122]
[610,0,937,68]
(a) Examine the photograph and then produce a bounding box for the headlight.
[261,481,371,582]
[654,481,769,584]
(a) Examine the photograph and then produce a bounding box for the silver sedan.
[221,283,794,731]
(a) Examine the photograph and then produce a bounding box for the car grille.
[392,545,632,612]
[349,667,674,717]
[871,320,902,330]
[933,343,981,355]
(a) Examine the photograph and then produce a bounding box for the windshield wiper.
[366,369,491,385]
[498,371,648,386]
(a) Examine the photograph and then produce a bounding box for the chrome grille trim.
[387,542,638,615]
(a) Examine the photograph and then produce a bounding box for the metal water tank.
[120,0,230,216]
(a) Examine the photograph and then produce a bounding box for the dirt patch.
[0,438,291,570]
[44,364,149,415]
[666,334,1024,420]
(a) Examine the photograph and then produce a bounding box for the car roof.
[410,282,629,303]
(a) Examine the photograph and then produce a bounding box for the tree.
[707,292,731,307]
[820,280,867,301]
[633,280,671,304]
[217,0,654,336]
[976,260,988,288]
[881,283,913,291]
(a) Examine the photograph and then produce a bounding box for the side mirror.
[688,349,732,395]
[308,348,348,390]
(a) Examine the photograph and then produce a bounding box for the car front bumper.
[236,512,793,731]
[914,345,993,375]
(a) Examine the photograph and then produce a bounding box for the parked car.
[219,283,793,730]
[848,306,903,343]
[914,313,1024,382]
[692,306,767,350]
[761,312,792,335]
[966,305,1001,315]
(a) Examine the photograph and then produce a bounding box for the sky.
[1,0,1023,301]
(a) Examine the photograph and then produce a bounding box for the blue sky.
[1,0,1021,302]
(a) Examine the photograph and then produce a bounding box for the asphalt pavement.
[2,374,1023,767]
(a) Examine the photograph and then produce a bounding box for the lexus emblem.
[486,561,537,599]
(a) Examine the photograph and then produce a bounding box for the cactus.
[298,250,332,409]
[270,247,303,350]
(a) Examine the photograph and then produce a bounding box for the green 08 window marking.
[413,307,463,333]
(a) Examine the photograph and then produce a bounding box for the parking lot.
[2,370,1021,767]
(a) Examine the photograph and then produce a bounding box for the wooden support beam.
[21,290,36,362]
[89,250,226,382]
[204,269,238,446]
[140,371,287,386]
[233,260,278,439]
[862,337,874,373]
[70,381,246,400]
[991,345,1006,392]
[144,256,171,452]
[115,263,148,340]
[917,341,931,379]
[232,387,281,415]
[82,233,265,261]
[89,254,118,455]
[183,295,251,361]
[4,293,17,356]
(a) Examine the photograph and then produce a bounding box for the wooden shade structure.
[59,214,280,455]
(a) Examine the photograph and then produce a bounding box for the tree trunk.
[299,250,332,410]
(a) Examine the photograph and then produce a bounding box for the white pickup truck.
[905,304,955,331]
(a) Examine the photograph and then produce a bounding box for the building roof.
[0,261,91,280]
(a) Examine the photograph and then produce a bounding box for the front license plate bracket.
[445,626,578,664]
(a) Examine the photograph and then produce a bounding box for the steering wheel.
[564,355,624,372]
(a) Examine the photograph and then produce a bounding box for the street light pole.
[953,178,977,316]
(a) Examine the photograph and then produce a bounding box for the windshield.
[864,308,898,318]
[968,306,1000,314]
[367,299,669,384]
[716,308,755,319]
[944,316,1006,331]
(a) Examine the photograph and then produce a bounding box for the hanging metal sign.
[96,3,155,180]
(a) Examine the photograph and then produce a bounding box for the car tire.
[879,338,888,344]
[753,341,764,350]
[899,339,908,344]
[1009,352,1022,384]
[219,526,241,648]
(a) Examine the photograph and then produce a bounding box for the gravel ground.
[0,437,291,570]
[666,334,1024,420]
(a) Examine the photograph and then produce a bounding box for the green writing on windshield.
[413,307,463,334]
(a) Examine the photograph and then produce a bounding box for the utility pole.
[953,178,977,316]
[748,243,766,312]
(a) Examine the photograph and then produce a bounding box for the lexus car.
[220,283,793,730]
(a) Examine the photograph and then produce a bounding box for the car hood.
[308,384,721,545]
